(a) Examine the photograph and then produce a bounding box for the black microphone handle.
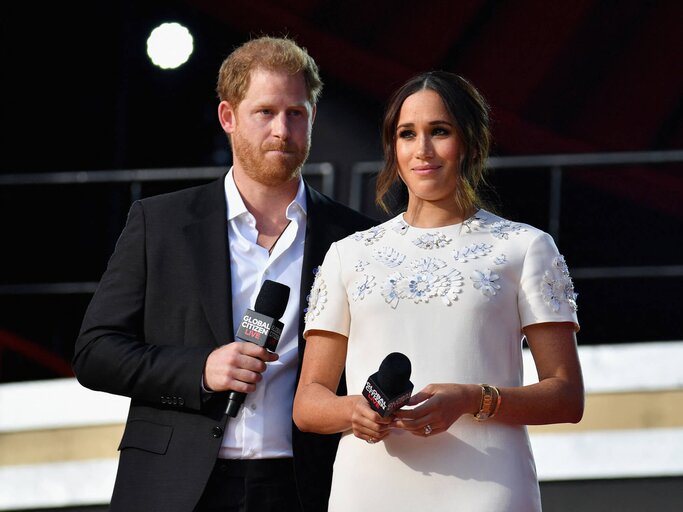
[226,390,246,418]
[225,280,290,418]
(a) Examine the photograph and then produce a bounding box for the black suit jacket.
[73,176,375,512]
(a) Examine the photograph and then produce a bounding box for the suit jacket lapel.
[298,185,335,357]
[184,178,233,347]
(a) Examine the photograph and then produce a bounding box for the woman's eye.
[432,127,449,136]
[398,130,415,139]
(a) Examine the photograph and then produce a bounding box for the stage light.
[146,22,194,70]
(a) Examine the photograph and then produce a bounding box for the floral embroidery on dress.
[355,260,370,272]
[462,213,487,233]
[381,272,404,308]
[541,255,578,312]
[398,271,440,303]
[471,269,501,297]
[352,226,386,246]
[452,243,493,263]
[490,220,526,240]
[410,257,447,273]
[380,258,462,307]
[434,269,464,306]
[392,218,410,235]
[352,274,376,301]
[305,267,327,323]
[412,232,452,250]
[373,247,406,268]
[396,267,463,305]
[493,254,507,265]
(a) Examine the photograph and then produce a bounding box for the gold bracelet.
[489,385,502,419]
[474,384,501,421]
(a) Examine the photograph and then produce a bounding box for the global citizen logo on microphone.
[362,375,412,417]
[236,310,283,352]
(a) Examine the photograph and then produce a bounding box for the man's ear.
[310,104,317,125]
[218,101,236,133]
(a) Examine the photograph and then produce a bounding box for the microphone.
[362,352,414,417]
[226,279,290,418]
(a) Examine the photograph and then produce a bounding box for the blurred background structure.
[1,1,682,510]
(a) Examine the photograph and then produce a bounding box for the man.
[73,37,374,512]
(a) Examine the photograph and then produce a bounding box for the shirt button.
[211,426,224,438]
[250,404,257,411]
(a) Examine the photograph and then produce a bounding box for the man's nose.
[271,113,290,139]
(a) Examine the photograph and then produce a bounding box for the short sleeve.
[304,242,351,338]
[518,232,579,331]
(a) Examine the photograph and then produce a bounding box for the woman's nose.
[415,135,434,158]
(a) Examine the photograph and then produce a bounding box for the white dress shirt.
[219,168,306,459]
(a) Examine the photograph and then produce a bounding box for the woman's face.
[395,89,463,209]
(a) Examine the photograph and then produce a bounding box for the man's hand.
[203,342,279,393]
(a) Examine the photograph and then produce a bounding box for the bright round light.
[146,22,194,70]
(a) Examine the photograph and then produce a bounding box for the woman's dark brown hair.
[376,71,491,213]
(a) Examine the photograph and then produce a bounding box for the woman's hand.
[349,395,394,443]
[392,383,480,436]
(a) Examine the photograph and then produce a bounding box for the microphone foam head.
[254,280,291,319]
[377,352,412,395]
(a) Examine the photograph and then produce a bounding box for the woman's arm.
[393,322,584,435]
[496,321,584,425]
[293,330,393,442]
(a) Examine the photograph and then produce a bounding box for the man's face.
[222,68,315,187]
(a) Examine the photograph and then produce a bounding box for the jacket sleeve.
[72,201,213,411]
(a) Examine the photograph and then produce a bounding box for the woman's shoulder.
[473,209,548,242]
[335,215,400,248]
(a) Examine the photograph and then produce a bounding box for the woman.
[293,71,584,511]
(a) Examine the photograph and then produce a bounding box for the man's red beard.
[232,129,310,187]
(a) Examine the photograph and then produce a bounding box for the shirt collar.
[224,167,308,222]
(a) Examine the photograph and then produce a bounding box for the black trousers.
[194,458,302,512]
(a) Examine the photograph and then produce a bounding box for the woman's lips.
[412,164,441,175]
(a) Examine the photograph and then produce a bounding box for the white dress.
[304,210,579,512]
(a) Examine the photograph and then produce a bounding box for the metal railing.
[0,163,335,296]
[0,162,335,203]
[1,150,682,296]
[1,150,681,379]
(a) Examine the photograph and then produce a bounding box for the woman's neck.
[404,200,474,228]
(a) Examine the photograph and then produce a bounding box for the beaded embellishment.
[452,243,493,263]
[304,267,327,324]
[352,275,376,301]
[355,260,370,272]
[471,269,501,297]
[373,247,406,268]
[490,220,526,240]
[352,226,386,246]
[412,232,452,250]
[541,255,578,312]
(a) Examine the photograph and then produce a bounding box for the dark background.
[1,0,682,383]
